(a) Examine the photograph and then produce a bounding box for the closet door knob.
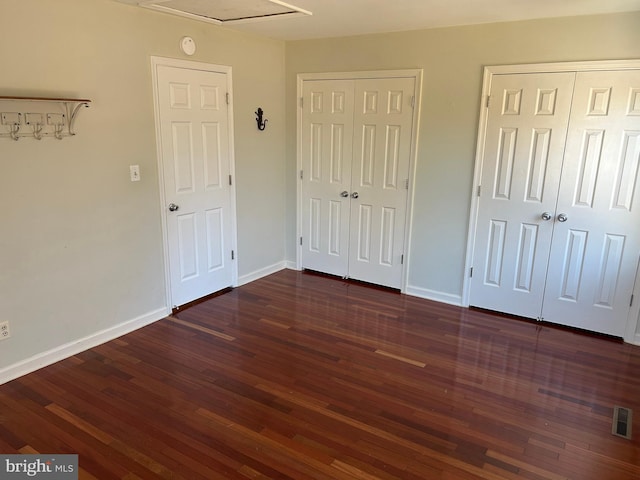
[541,212,552,221]
[557,213,568,222]
[168,203,180,212]
[340,191,349,198]
[351,192,359,199]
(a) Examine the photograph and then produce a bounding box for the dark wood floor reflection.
[1,270,639,479]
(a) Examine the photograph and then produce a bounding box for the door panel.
[301,80,355,277]
[469,72,576,318]
[177,213,198,280]
[205,207,225,271]
[348,78,414,288]
[157,65,233,307]
[543,70,640,336]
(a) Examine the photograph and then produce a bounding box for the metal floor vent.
[612,406,633,439]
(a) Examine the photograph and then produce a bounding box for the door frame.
[151,56,239,309]
[296,70,423,293]
[463,59,640,344]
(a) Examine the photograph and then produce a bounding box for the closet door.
[348,77,415,288]
[542,70,640,336]
[300,80,355,277]
[469,72,575,318]
[300,76,416,289]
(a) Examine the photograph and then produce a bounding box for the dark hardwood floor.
[1,270,639,479]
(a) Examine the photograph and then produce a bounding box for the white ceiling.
[118,0,640,40]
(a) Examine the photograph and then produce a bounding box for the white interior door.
[155,62,235,307]
[348,78,415,287]
[300,80,355,277]
[300,75,416,289]
[543,70,640,336]
[469,72,576,318]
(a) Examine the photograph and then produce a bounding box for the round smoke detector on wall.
[180,36,196,56]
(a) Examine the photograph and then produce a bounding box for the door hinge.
[410,96,415,108]
[229,175,233,186]
[300,236,303,246]
[401,254,404,265]
[300,170,303,180]
[231,250,235,260]
[226,93,230,105]
[486,95,491,108]
[477,185,481,197]
[404,178,409,190]
[300,97,304,108]
[631,294,635,307]
[470,267,473,278]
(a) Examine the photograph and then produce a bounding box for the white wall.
[285,12,640,306]
[0,0,287,377]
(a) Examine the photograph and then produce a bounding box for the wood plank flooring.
[1,269,639,479]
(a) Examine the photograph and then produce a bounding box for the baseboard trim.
[0,307,170,386]
[404,285,463,306]
[238,261,287,286]
[284,260,298,270]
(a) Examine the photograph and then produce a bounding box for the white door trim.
[296,69,423,293]
[151,56,238,309]
[463,59,640,343]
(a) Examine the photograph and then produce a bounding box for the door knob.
[168,203,180,212]
[541,212,552,221]
[557,213,568,222]
[351,192,359,199]
[340,191,349,198]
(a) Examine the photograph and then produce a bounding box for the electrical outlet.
[0,321,9,340]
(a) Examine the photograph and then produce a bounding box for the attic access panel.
[140,0,311,24]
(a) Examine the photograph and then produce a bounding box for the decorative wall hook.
[25,113,44,140]
[255,107,267,131]
[1,112,21,141]
[9,124,20,141]
[32,123,43,140]
[47,113,66,140]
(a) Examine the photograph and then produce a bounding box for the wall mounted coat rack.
[0,96,91,140]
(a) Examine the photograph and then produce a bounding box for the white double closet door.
[470,68,640,337]
[300,76,416,289]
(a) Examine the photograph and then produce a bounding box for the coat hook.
[9,125,20,141]
[255,107,267,131]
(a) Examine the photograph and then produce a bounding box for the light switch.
[129,165,140,182]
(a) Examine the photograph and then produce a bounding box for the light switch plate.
[130,165,140,182]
